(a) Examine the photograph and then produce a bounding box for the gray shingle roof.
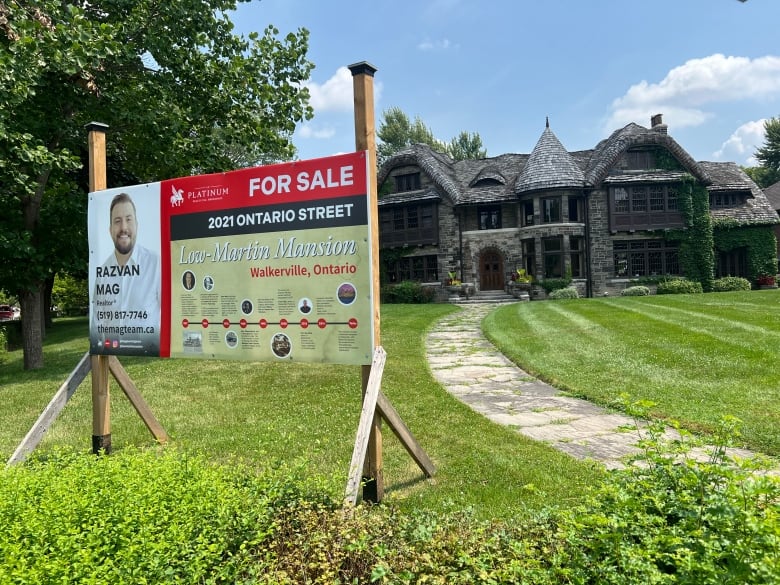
[699,162,779,225]
[515,126,584,193]
[584,123,710,186]
[762,180,780,210]
[377,188,441,207]
[377,121,778,226]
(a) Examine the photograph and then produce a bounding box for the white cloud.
[297,124,336,140]
[604,54,780,132]
[417,38,455,51]
[303,66,384,114]
[303,67,354,112]
[713,119,766,163]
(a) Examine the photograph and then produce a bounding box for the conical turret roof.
[515,122,584,193]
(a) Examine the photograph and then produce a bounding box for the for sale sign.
[88,151,375,365]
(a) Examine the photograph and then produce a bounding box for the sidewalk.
[426,303,757,470]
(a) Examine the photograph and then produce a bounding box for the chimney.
[651,113,668,134]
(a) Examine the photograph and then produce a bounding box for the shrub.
[2,426,778,583]
[548,287,578,300]
[621,285,650,296]
[555,407,780,584]
[381,281,436,304]
[0,448,322,584]
[711,276,752,292]
[656,278,703,295]
[538,277,572,294]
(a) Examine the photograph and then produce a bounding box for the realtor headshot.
[89,189,162,355]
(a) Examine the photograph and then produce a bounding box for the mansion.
[377,115,779,297]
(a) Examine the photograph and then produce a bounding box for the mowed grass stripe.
[484,292,780,455]
[600,298,780,357]
[502,301,745,401]
[634,292,780,331]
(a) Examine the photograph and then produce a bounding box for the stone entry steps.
[450,289,516,304]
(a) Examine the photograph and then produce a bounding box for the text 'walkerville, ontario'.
[249,262,358,278]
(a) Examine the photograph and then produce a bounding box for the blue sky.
[233,0,780,167]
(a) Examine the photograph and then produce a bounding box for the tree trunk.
[20,287,44,369]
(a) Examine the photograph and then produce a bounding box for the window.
[543,236,563,278]
[709,193,744,208]
[385,254,438,283]
[610,184,684,231]
[478,205,501,230]
[568,197,584,222]
[394,172,421,192]
[522,239,536,277]
[717,248,747,278]
[570,236,585,278]
[542,197,561,223]
[379,203,438,246]
[631,186,647,212]
[613,240,680,277]
[649,186,665,211]
[521,200,534,227]
[614,187,629,213]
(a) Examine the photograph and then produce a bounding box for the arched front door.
[479,250,504,291]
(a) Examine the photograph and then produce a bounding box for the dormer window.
[709,192,745,208]
[472,178,503,187]
[395,172,421,192]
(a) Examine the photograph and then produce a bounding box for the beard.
[114,232,135,255]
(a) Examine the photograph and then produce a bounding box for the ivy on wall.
[652,146,684,172]
[665,176,714,290]
[712,222,778,279]
[665,175,778,285]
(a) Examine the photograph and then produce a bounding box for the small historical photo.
[271,332,291,358]
[182,270,196,291]
[241,299,254,315]
[225,330,238,348]
[203,275,214,291]
[298,297,313,314]
[182,331,203,354]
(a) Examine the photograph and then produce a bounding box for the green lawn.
[484,290,780,456]
[0,305,602,521]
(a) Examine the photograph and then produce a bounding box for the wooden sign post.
[349,62,384,503]
[87,122,113,454]
[343,62,436,506]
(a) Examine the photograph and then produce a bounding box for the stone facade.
[377,117,780,297]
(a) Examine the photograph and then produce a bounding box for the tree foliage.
[752,116,780,187]
[377,107,487,166]
[448,131,487,161]
[376,107,445,166]
[0,0,313,368]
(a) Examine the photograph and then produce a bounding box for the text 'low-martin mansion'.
[377,115,780,297]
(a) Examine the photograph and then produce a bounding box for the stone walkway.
[426,302,758,470]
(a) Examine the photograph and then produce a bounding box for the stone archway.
[479,249,505,291]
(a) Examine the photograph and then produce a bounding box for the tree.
[377,107,446,167]
[377,107,487,167]
[0,1,313,369]
[752,117,780,187]
[448,131,487,161]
